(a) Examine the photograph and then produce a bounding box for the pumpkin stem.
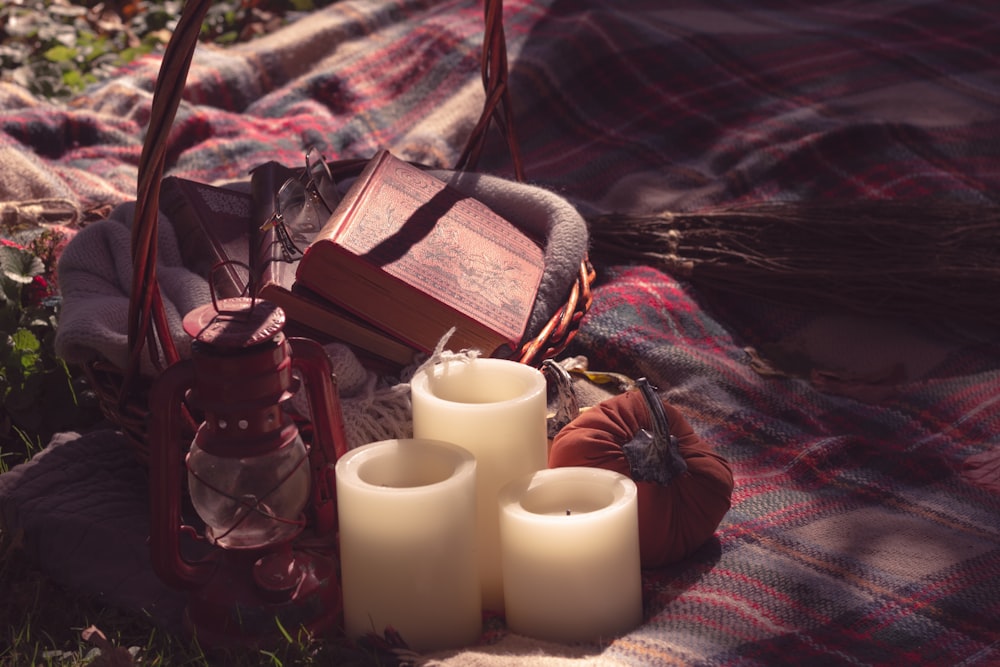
[622,378,689,485]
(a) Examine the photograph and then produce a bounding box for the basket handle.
[456,0,525,182]
[124,0,519,396]
[124,0,211,402]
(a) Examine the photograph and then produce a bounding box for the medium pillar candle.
[335,438,482,651]
[410,357,548,612]
[498,467,644,644]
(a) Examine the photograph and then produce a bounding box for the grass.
[0,534,396,665]
[0,0,336,100]
[1,544,192,666]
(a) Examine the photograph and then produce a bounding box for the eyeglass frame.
[259,147,340,262]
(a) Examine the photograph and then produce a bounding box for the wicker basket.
[86,0,595,461]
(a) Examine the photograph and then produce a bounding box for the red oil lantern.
[148,297,349,648]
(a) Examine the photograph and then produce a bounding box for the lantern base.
[182,545,341,650]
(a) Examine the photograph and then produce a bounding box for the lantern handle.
[148,359,218,590]
[289,337,350,537]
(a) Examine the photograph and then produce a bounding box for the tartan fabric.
[3,1,999,665]
[572,265,1000,666]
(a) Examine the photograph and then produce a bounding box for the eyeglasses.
[260,147,340,261]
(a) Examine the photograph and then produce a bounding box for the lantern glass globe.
[187,434,312,549]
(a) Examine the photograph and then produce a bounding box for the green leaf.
[19,350,41,382]
[11,328,39,351]
[0,244,44,284]
[62,68,83,90]
[43,44,77,63]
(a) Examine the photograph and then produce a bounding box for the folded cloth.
[0,131,81,223]
[55,200,211,374]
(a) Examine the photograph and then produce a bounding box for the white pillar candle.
[410,357,548,612]
[335,438,482,651]
[498,467,644,644]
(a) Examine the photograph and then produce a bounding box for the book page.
[337,160,544,342]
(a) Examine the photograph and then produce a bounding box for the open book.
[295,150,546,356]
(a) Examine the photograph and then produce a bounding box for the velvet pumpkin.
[548,381,734,568]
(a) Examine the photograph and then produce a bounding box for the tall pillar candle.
[498,467,644,644]
[335,438,482,651]
[410,357,548,612]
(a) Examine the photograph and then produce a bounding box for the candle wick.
[566,509,571,516]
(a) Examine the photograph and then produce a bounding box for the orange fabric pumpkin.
[549,384,734,568]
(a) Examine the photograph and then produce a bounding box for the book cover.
[295,150,546,356]
[160,176,253,299]
[249,161,419,368]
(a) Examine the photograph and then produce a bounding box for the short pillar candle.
[498,467,644,644]
[410,357,548,612]
[335,438,482,652]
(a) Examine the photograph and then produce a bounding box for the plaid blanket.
[2,1,999,665]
